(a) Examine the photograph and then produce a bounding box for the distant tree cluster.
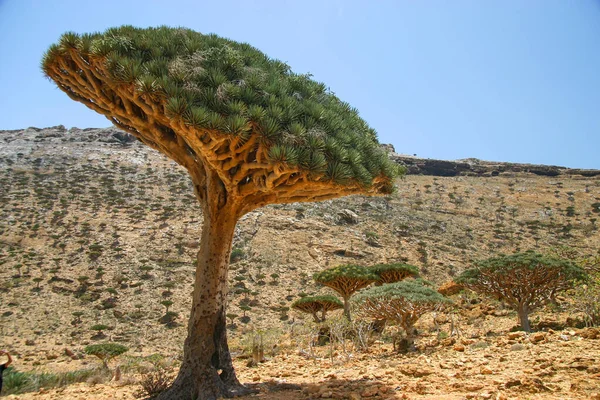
[291,261,445,352]
[311,262,420,321]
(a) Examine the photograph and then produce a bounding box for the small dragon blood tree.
[355,280,451,352]
[84,343,128,370]
[292,295,343,322]
[371,262,419,285]
[42,26,400,399]
[456,251,586,332]
[313,264,378,321]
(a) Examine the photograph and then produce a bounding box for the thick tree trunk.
[397,320,416,353]
[156,194,251,400]
[518,303,531,333]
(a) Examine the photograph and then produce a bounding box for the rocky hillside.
[0,126,599,398]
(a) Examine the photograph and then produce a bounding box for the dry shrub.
[136,365,172,398]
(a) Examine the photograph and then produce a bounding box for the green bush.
[90,324,110,335]
[230,248,244,263]
[2,367,103,395]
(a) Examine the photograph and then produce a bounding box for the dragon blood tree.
[371,262,419,285]
[456,251,586,332]
[313,264,378,321]
[42,26,400,399]
[292,295,343,323]
[355,280,451,352]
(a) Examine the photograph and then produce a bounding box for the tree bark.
[518,303,531,333]
[156,183,251,400]
[342,295,351,321]
[312,311,321,323]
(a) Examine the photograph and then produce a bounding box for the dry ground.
[1,127,600,399]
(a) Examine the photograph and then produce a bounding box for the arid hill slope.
[0,126,599,399]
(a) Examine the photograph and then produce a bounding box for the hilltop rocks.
[383,150,600,178]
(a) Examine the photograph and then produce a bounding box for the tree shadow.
[242,377,398,399]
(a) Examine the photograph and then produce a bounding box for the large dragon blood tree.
[42,26,400,399]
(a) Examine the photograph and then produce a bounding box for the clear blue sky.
[1,1,599,168]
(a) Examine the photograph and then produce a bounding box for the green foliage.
[1,367,103,395]
[292,295,343,309]
[160,300,173,312]
[455,251,586,286]
[370,263,419,284]
[292,295,343,321]
[314,264,378,320]
[456,251,587,332]
[230,248,244,263]
[354,280,451,306]
[84,343,128,367]
[355,280,450,352]
[90,324,110,333]
[42,26,402,191]
[313,264,378,285]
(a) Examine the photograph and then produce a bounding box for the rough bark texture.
[518,303,531,333]
[342,295,351,321]
[156,173,250,400]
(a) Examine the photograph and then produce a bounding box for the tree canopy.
[313,264,378,320]
[370,263,419,284]
[455,251,586,296]
[292,295,343,322]
[84,343,128,369]
[355,280,451,313]
[313,264,378,287]
[455,251,587,332]
[354,280,450,352]
[42,26,400,212]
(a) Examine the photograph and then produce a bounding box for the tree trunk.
[397,319,416,353]
[518,303,531,333]
[312,311,321,323]
[343,295,351,321]
[156,193,251,400]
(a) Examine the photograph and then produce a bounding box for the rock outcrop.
[382,147,599,178]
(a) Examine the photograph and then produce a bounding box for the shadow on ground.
[242,378,399,399]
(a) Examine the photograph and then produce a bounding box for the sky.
[1,0,599,169]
